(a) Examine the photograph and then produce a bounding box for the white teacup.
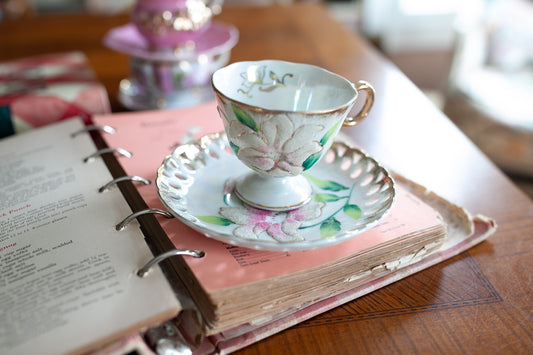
[212,60,375,211]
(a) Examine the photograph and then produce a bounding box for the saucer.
[156,133,395,251]
[103,21,239,61]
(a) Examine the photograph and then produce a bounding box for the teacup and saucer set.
[103,0,238,110]
[156,60,395,251]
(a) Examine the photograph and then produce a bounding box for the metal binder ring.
[71,124,116,137]
[116,208,174,231]
[137,249,205,278]
[83,147,132,162]
[98,175,151,193]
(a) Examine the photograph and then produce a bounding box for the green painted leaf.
[229,141,240,155]
[303,173,349,191]
[302,151,322,171]
[344,204,362,220]
[313,193,346,202]
[232,104,260,132]
[320,218,341,238]
[196,216,233,226]
[320,118,343,146]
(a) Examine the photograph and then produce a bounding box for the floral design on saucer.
[156,133,395,251]
[212,178,326,242]
[197,171,370,243]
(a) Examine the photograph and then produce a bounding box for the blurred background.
[2,0,532,197]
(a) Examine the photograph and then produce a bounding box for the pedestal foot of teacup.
[234,173,313,211]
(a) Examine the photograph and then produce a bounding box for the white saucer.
[156,133,395,251]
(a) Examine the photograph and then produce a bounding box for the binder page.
[0,119,180,355]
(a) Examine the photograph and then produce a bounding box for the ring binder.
[137,249,205,278]
[83,147,132,162]
[71,124,116,137]
[98,175,151,193]
[116,208,174,231]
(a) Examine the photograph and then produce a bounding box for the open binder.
[0,103,497,355]
[0,119,185,355]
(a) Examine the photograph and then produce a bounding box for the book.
[0,102,496,355]
[91,101,496,353]
[0,119,181,355]
[93,102,444,327]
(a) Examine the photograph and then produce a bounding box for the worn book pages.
[87,168,496,355]
[204,173,497,355]
[93,102,447,334]
[0,119,180,355]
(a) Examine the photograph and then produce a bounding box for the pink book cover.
[93,101,442,293]
[92,102,496,354]
[0,51,111,133]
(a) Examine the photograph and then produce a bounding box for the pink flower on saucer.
[219,201,325,242]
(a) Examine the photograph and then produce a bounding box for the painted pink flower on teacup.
[219,201,325,242]
[227,113,323,177]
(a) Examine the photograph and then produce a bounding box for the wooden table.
[1,3,532,354]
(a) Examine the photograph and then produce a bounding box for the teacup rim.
[211,59,358,114]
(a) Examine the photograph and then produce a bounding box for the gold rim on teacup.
[212,60,374,122]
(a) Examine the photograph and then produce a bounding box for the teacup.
[212,60,375,211]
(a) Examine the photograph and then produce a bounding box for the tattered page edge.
[207,213,495,355]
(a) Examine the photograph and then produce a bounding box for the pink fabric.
[0,52,110,128]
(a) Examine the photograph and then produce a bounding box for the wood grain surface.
[1,3,531,354]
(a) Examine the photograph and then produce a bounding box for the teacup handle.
[343,80,375,127]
